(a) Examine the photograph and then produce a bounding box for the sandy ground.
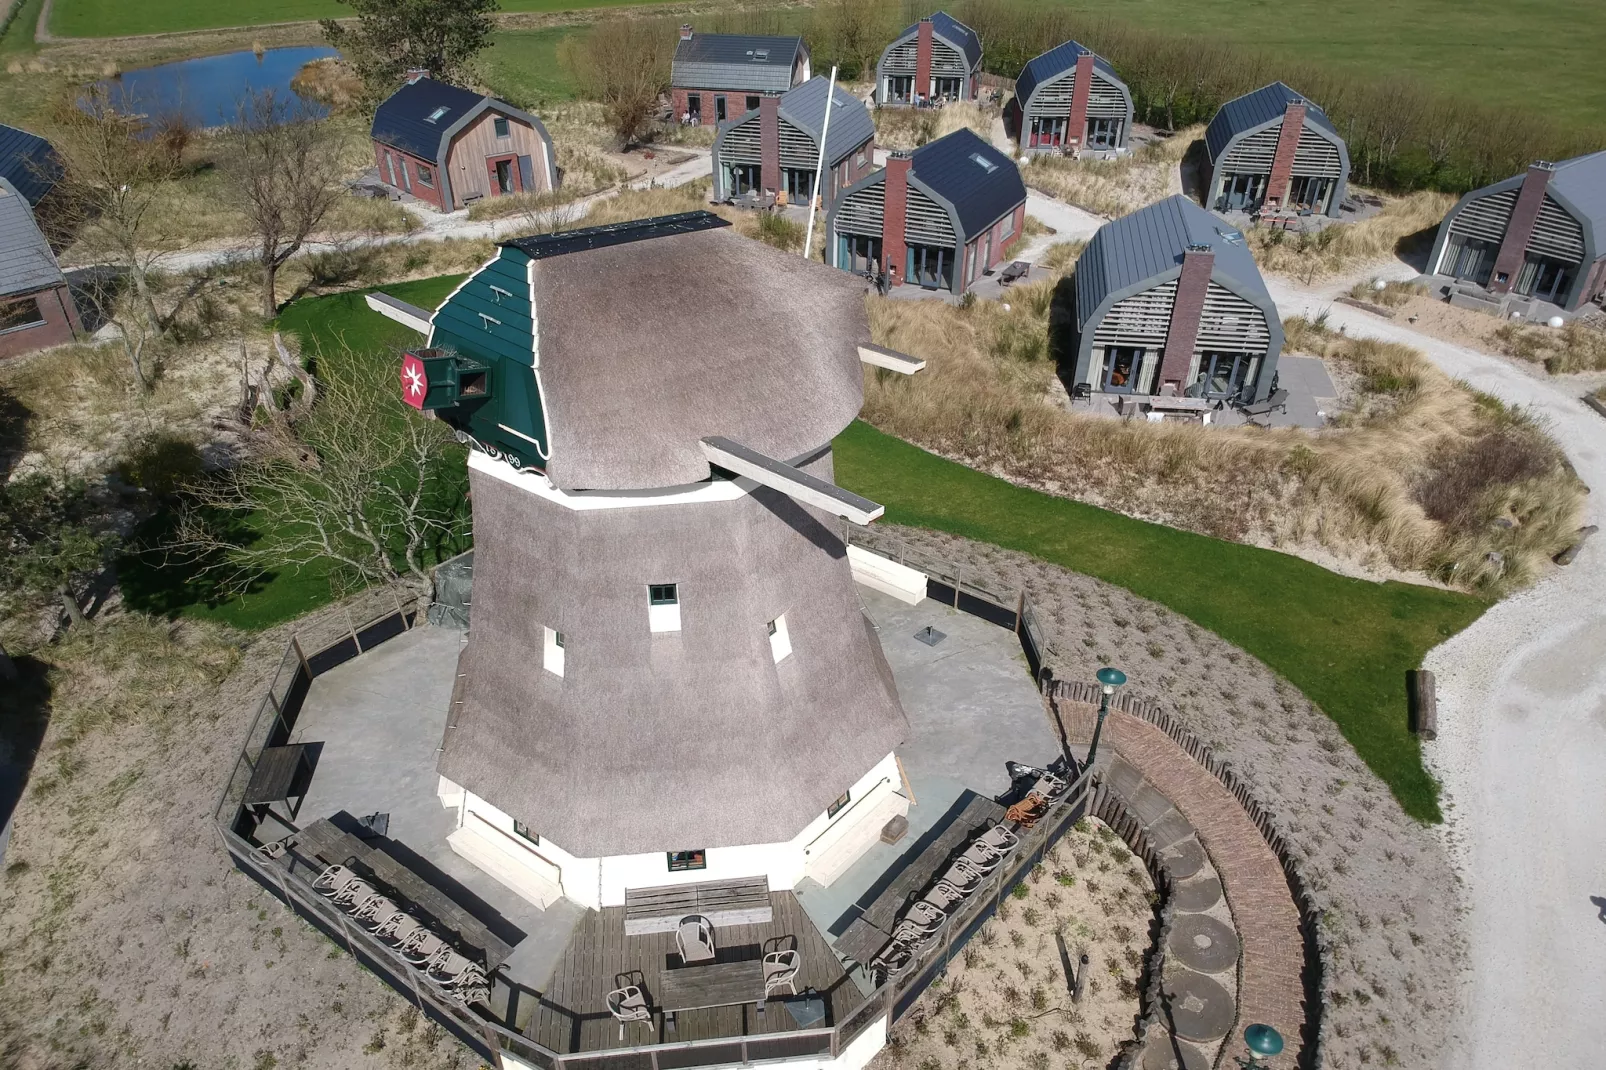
[876,524,1464,1070]
[875,818,1154,1070]
[1267,273,1606,1070]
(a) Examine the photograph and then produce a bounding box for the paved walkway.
[1056,699,1307,1060]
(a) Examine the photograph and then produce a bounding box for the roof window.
[750,49,769,60]
[969,152,997,173]
[425,106,451,124]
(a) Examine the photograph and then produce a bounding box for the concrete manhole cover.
[1159,969,1235,1043]
[1171,875,1223,912]
[1160,837,1207,880]
[1142,1034,1213,1070]
[1169,914,1239,974]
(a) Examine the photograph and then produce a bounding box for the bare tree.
[220,90,346,317]
[814,0,892,80]
[560,18,671,147]
[178,345,466,596]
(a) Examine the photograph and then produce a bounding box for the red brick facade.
[1490,163,1553,294]
[0,284,81,361]
[373,142,447,211]
[1265,102,1305,206]
[914,20,934,100]
[671,88,768,127]
[759,96,781,193]
[1067,53,1095,150]
[881,155,911,288]
[1159,248,1215,390]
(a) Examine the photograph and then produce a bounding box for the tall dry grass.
[1245,191,1453,281]
[1021,126,1195,218]
[1492,320,1606,374]
[873,102,997,151]
[861,287,1582,593]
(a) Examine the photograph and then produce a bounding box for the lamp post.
[1233,1024,1284,1068]
[1084,666,1126,771]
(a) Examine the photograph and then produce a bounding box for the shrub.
[754,211,805,252]
[1011,882,1030,900]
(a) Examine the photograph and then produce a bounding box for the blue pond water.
[98,46,339,129]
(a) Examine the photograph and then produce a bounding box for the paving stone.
[1171,874,1223,912]
[1126,780,1176,826]
[1169,913,1240,974]
[1146,809,1197,850]
[1160,968,1236,1043]
[1159,838,1207,881]
[1142,1033,1213,1070]
[1104,755,1146,799]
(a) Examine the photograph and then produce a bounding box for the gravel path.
[1266,276,1606,1069]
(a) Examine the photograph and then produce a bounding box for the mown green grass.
[833,420,1487,822]
[480,26,581,107]
[47,0,669,39]
[121,275,465,631]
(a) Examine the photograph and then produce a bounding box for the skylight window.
[750,49,769,61]
[969,152,997,173]
[425,106,451,124]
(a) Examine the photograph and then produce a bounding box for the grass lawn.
[121,275,465,632]
[833,420,1487,822]
[481,27,581,107]
[47,0,672,38]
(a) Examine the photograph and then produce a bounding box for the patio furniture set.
[605,912,809,1042]
[868,821,1022,979]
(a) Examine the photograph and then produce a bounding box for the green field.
[481,27,581,106]
[46,0,668,39]
[833,421,1486,822]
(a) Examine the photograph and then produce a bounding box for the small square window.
[494,116,511,138]
[667,849,706,872]
[416,165,434,189]
[746,95,760,111]
[649,583,681,633]
[513,820,540,845]
[650,583,679,605]
[544,626,565,676]
[826,790,850,819]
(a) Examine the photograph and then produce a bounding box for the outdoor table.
[244,743,311,806]
[1143,396,1214,424]
[658,959,766,1013]
[784,996,827,1028]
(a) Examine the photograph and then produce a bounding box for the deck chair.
[943,857,987,893]
[977,824,1021,855]
[607,985,652,1041]
[920,880,968,914]
[676,915,716,964]
[904,900,946,933]
[958,840,1004,874]
[312,864,356,896]
[400,929,448,966]
[763,949,801,998]
[427,949,483,988]
[1030,772,1068,800]
[332,878,377,908]
[374,911,422,944]
[353,893,400,927]
[869,941,914,978]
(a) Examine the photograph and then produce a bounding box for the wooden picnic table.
[294,817,514,969]
[244,744,311,806]
[657,959,766,1013]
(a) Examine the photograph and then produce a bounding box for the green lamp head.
[1245,1024,1284,1058]
[1096,666,1127,694]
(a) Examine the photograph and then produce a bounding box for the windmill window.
[767,614,792,662]
[543,627,565,676]
[649,583,681,633]
[826,790,850,819]
[426,106,451,124]
[668,850,707,872]
[513,820,540,845]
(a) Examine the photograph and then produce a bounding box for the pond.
[97,46,339,129]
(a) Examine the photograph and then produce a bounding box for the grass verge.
[47,0,669,38]
[833,419,1485,822]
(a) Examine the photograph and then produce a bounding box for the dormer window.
[426,106,451,124]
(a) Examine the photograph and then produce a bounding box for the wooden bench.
[293,817,514,969]
[623,877,773,936]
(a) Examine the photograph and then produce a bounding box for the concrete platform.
[1064,354,1337,430]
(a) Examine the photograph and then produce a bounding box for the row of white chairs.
[869,823,1021,976]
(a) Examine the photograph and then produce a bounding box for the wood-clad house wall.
[446,110,554,207]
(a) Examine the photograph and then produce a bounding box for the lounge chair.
[920,880,968,914]
[400,929,448,966]
[428,949,484,989]
[332,878,377,908]
[676,914,716,964]
[976,824,1020,855]
[312,864,356,896]
[904,900,946,932]
[607,985,652,1041]
[353,893,400,927]
[375,911,422,945]
[1030,772,1068,800]
[763,949,801,998]
[958,840,1004,874]
[943,857,987,892]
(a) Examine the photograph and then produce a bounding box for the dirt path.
[1267,274,1606,1070]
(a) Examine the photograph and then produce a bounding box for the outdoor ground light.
[1084,666,1127,770]
[1235,1024,1285,1067]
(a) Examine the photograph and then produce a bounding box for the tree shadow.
[1048,273,1080,393]
[64,265,123,336]
[117,502,278,618]
[1178,138,1209,205]
[0,383,31,482]
[0,655,54,858]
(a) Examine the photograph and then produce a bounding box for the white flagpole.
[802,65,838,259]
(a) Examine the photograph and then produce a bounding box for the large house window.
[784,169,814,199]
[1193,352,1257,400]
[667,849,706,872]
[906,244,952,290]
[1515,255,1576,303]
[1217,172,1267,213]
[1101,346,1142,393]
[494,116,511,138]
[1287,174,1332,213]
[0,297,44,333]
[728,163,761,195]
[886,75,914,103]
[839,233,881,275]
[1086,117,1122,149]
[649,583,681,633]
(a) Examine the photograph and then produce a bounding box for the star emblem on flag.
[400,352,428,410]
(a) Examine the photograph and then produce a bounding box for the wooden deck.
[526,891,856,1053]
[834,793,1007,966]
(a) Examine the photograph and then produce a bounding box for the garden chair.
[762,949,801,998]
[1030,772,1068,800]
[333,878,377,909]
[453,982,491,1007]
[904,900,946,932]
[400,929,448,966]
[375,911,422,945]
[976,824,1020,855]
[606,985,652,1041]
[958,840,1004,874]
[943,857,987,892]
[676,915,716,964]
[427,949,483,988]
[354,893,400,927]
[312,864,355,897]
[920,880,967,914]
[868,941,914,979]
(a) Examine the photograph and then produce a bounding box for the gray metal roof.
[371,77,487,159]
[672,32,806,93]
[1074,194,1275,330]
[1204,81,1339,163]
[777,76,875,167]
[0,123,60,206]
[0,180,64,297]
[1546,150,1606,252]
[1013,40,1123,111]
[888,12,982,71]
[910,128,1025,236]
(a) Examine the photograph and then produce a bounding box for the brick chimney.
[760,95,781,193]
[1067,51,1095,149]
[679,23,694,41]
[1265,100,1306,207]
[1158,245,1215,391]
[1489,161,1555,293]
[882,154,912,287]
[914,18,933,103]
[404,68,429,85]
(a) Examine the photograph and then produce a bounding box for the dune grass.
[833,419,1485,822]
[1022,126,1194,219]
